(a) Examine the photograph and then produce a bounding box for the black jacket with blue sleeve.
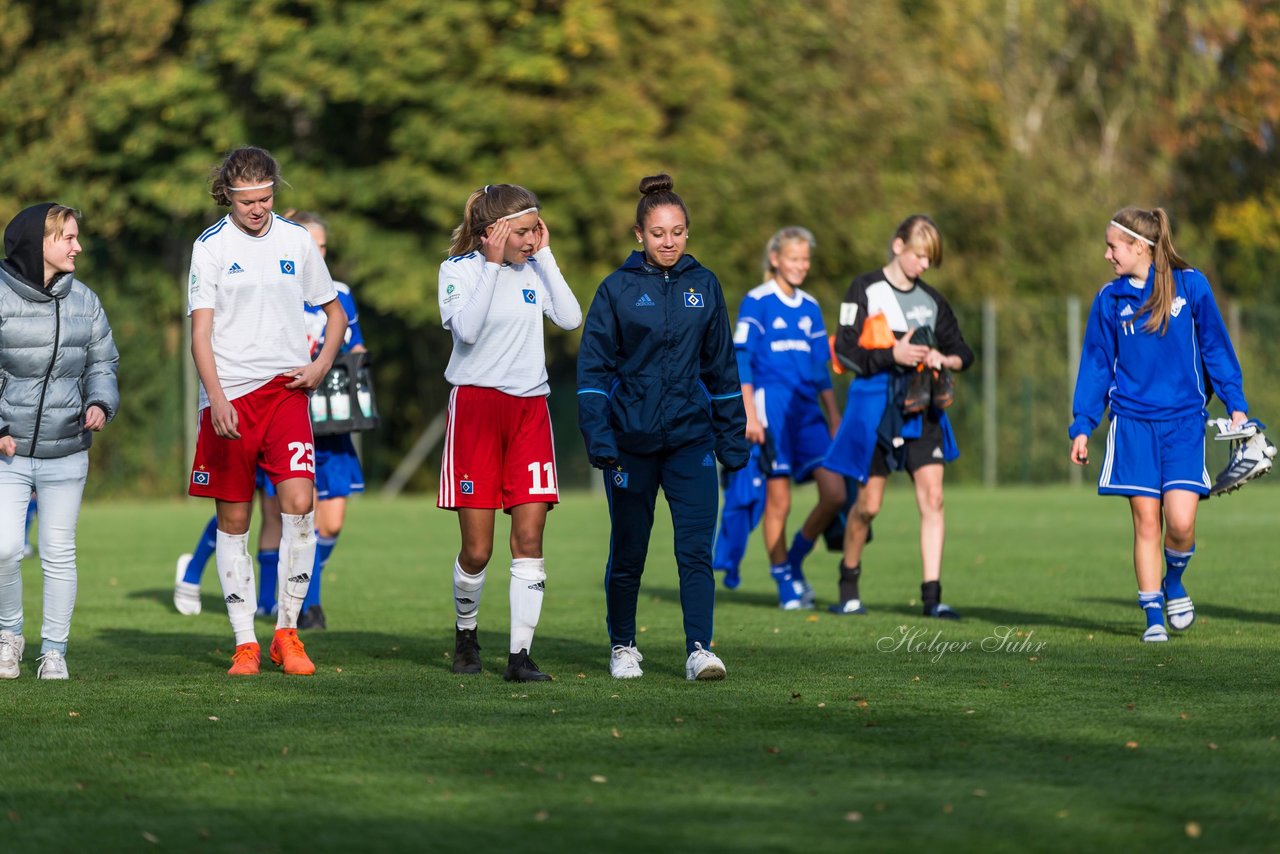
[577,251,749,470]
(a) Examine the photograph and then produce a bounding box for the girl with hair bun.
[1070,206,1264,642]
[577,174,749,682]
[437,183,581,683]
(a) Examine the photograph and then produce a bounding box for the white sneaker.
[174,554,201,616]
[0,630,24,679]
[610,644,644,679]
[685,642,726,681]
[794,579,815,610]
[37,650,69,680]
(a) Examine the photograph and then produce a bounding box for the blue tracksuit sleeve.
[576,283,620,467]
[1191,272,1247,414]
[1070,288,1116,438]
[702,277,750,470]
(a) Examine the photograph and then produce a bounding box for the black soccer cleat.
[930,367,954,409]
[503,648,551,682]
[903,365,932,415]
[452,627,482,675]
[297,604,327,630]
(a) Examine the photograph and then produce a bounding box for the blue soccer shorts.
[1097,413,1209,497]
[315,434,365,500]
[754,386,832,483]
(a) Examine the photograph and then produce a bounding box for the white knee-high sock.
[509,557,546,654]
[215,530,257,646]
[276,512,316,630]
[454,559,485,630]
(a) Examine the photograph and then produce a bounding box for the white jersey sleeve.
[187,236,220,315]
[531,248,582,331]
[299,236,337,307]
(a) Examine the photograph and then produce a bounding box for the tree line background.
[2,0,1277,495]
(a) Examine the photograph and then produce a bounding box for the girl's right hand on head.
[481,219,511,264]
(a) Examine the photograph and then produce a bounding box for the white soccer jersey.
[188,213,337,408]
[438,247,582,397]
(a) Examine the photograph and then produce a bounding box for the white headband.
[229,181,275,192]
[499,207,539,221]
[1109,220,1155,247]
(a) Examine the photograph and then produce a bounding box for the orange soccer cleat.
[269,628,316,676]
[228,642,261,676]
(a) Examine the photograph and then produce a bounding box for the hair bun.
[639,174,674,195]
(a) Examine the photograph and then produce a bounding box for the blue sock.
[1162,546,1194,600]
[257,549,280,613]
[303,534,338,610]
[1138,590,1165,630]
[184,517,219,584]
[787,531,815,582]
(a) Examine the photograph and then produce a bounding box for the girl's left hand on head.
[534,218,550,253]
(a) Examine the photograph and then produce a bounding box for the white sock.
[215,530,257,646]
[276,512,316,630]
[509,557,546,654]
[454,559,485,630]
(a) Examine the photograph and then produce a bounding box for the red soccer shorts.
[438,385,559,511]
[189,376,316,502]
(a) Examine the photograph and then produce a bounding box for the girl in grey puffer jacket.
[0,203,119,681]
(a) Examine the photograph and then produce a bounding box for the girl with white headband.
[1070,206,1256,642]
[186,146,348,676]
[436,183,582,682]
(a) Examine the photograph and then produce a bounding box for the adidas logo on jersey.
[772,317,788,329]
[227,262,245,275]
[702,454,716,467]
[1120,304,1135,317]
[635,293,655,307]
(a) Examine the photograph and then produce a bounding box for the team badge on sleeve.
[279,260,296,275]
[684,290,704,308]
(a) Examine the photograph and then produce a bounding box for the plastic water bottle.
[356,370,373,418]
[328,366,351,421]
[310,389,327,422]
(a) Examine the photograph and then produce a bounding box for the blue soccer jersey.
[1071,267,1246,438]
[305,281,363,357]
[733,280,832,396]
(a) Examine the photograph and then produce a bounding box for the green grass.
[2,485,1278,852]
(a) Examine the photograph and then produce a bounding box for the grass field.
[2,484,1278,852]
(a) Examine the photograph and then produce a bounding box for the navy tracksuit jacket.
[578,251,749,653]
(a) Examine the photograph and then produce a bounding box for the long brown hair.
[448,184,540,257]
[1111,206,1190,335]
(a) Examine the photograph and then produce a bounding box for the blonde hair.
[762,226,815,281]
[209,147,285,207]
[1110,206,1190,335]
[891,214,943,267]
[448,184,540,257]
[44,205,80,240]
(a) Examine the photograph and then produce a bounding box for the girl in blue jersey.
[290,212,367,631]
[1070,207,1250,643]
[578,174,749,681]
[733,227,844,609]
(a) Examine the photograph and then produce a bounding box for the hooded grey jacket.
[0,211,118,459]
